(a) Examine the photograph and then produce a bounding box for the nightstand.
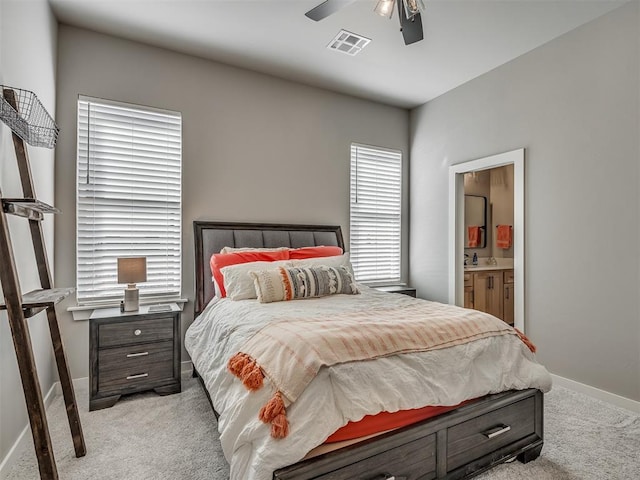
[375,285,417,297]
[89,303,181,411]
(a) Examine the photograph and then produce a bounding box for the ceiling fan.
[305,0,424,45]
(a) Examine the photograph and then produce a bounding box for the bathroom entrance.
[448,149,525,332]
[463,165,514,324]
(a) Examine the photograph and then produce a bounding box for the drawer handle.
[134,329,142,336]
[126,352,149,358]
[483,424,511,439]
[126,373,149,380]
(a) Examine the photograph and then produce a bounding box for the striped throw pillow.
[250,265,359,303]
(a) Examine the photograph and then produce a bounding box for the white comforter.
[185,286,552,480]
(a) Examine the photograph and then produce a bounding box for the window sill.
[68,298,188,321]
[361,281,407,288]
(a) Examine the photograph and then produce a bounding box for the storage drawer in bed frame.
[273,388,543,480]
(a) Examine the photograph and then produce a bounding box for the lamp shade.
[117,257,147,284]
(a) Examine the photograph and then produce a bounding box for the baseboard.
[551,373,640,413]
[55,376,89,396]
[181,360,193,375]
[0,381,58,480]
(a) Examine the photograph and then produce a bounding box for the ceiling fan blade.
[305,0,356,21]
[396,0,424,45]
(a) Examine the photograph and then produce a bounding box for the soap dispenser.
[472,252,478,266]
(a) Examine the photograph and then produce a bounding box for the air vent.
[327,30,371,56]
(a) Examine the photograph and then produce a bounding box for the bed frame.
[192,221,544,480]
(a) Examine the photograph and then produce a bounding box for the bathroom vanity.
[464,266,514,325]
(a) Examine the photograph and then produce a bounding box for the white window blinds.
[76,97,182,304]
[349,143,402,284]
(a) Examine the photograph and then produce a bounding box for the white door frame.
[448,149,525,332]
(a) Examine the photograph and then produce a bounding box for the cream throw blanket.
[228,301,532,438]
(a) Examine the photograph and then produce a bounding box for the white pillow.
[212,277,222,298]
[221,259,292,300]
[288,253,354,276]
[249,269,287,304]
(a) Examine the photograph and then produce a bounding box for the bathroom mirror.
[464,195,487,248]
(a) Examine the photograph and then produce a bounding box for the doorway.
[448,149,525,332]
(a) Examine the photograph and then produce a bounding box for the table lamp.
[117,257,147,311]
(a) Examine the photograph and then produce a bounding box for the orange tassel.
[280,267,293,301]
[228,353,251,377]
[271,412,289,439]
[259,391,285,423]
[240,361,264,391]
[514,328,537,353]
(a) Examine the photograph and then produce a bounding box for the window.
[349,143,402,284]
[76,97,182,304]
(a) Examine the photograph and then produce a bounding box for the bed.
[187,221,551,480]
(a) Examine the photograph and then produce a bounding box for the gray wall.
[410,3,639,401]
[0,0,58,468]
[54,26,410,379]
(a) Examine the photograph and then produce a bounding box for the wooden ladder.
[0,88,86,479]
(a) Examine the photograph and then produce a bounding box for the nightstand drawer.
[98,341,174,392]
[90,305,181,410]
[98,316,174,348]
[447,396,536,471]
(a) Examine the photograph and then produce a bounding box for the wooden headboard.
[193,221,344,317]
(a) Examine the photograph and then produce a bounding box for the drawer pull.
[126,352,149,358]
[126,373,149,380]
[134,329,142,336]
[483,424,511,439]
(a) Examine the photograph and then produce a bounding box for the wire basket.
[0,85,59,149]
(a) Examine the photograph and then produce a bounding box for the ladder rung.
[1,198,61,220]
[0,287,74,318]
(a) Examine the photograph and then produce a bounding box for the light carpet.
[6,374,639,479]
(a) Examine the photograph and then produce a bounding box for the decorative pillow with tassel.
[250,265,359,303]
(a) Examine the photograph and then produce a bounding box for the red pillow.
[210,250,290,297]
[288,246,343,259]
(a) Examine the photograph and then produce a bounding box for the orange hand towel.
[496,225,512,249]
[467,226,480,248]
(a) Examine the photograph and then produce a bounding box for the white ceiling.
[48,0,624,109]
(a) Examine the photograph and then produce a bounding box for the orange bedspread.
[325,400,471,443]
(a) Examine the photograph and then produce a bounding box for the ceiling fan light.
[402,0,425,19]
[374,0,395,19]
